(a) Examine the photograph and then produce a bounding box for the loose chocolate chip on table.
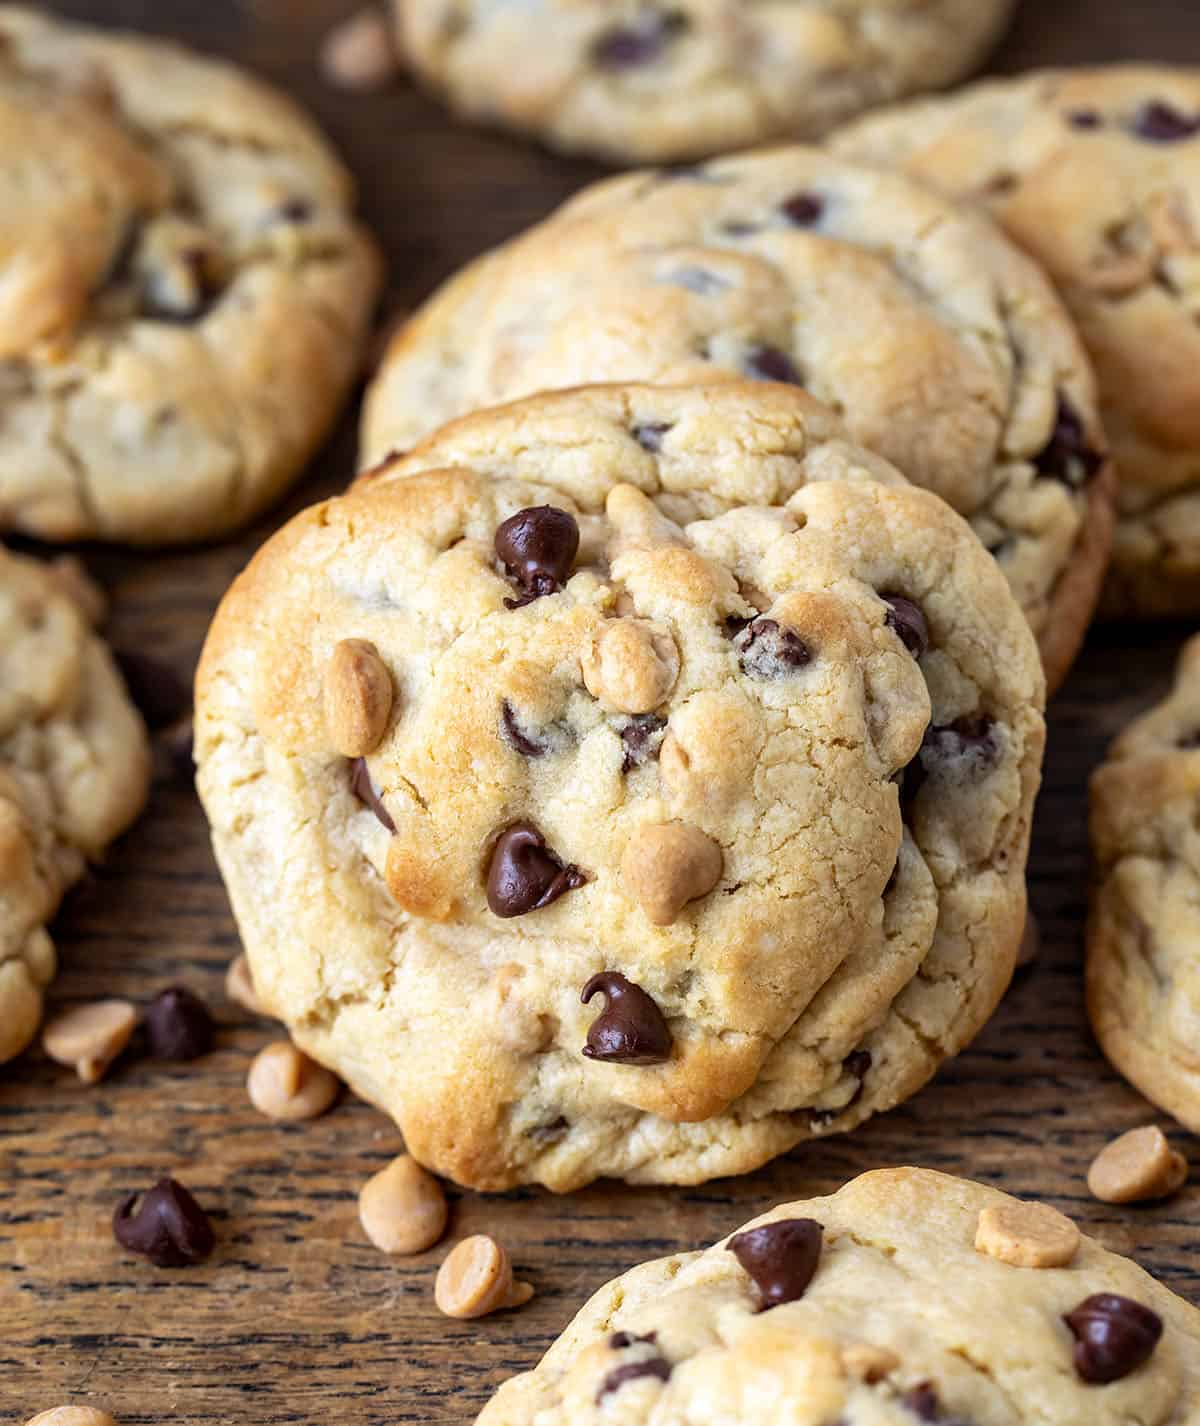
[113,1178,215,1267]
[632,422,671,452]
[883,595,929,658]
[581,972,672,1065]
[597,1358,672,1402]
[620,714,666,772]
[500,700,547,758]
[591,9,688,68]
[1132,100,1200,143]
[736,618,811,678]
[744,343,803,385]
[487,823,585,917]
[780,191,825,226]
[494,506,580,607]
[1064,1293,1164,1383]
[350,756,396,831]
[1035,396,1104,486]
[145,986,214,1061]
[113,651,191,731]
[727,1218,823,1309]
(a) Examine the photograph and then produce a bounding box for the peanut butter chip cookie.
[476,1169,1200,1426]
[393,0,1014,163]
[835,67,1200,617]
[0,546,150,1064]
[0,5,380,545]
[362,146,1111,691]
[1089,633,1200,1131]
[197,384,1044,1192]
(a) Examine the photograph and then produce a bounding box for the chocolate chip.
[727,1218,822,1309]
[500,700,546,758]
[1067,109,1103,130]
[922,717,998,772]
[113,651,191,731]
[809,1050,871,1127]
[1035,395,1105,487]
[610,1331,657,1349]
[901,1384,940,1421]
[597,1359,672,1402]
[633,422,671,452]
[581,971,672,1064]
[883,595,929,658]
[724,612,752,638]
[844,1049,871,1080]
[487,823,585,917]
[735,619,811,678]
[1132,100,1200,143]
[1064,1293,1163,1384]
[781,191,825,226]
[277,197,315,223]
[145,986,214,1061]
[592,9,688,67]
[744,344,803,385]
[495,506,580,607]
[113,1178,215,1267]
[350,756,396,831]
[620,714,666,772]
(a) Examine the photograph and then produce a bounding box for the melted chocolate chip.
[781,191,825,226]
[923,718,998,769]
[727,1218,822,1309]
[1067,109,1103,130]
[620,714,666,772]
[899,1384,974,1424]
[145,986,214,1061]
[500,700,547,758]
[1064,1293,1163,1384]
[736,619,811,678]
[495,506,580,606]
[597,1359,672,1402]
[883,595,929,658]
[724,612,753,638]
[744,343,803,385]
[1132,100,1200,143]
[350,757,396,831]
[113,1178,215,1267]
[1035,395,1104,487]
[592,9,688,68]
[633,421,672,452]
[487,823,585,917]
[581,972,672,1064]
[113,651,191,731]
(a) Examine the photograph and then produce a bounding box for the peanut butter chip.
[26,1411,118,1426]
[582,618,679,714]
[974,1201,1080,1269]
[434,1235,533,1319]
[621,822,723,925]
[1088,1126,1189,1204]
[324,638,394,757]
[42,1001,137,1084]
[225,953,268,1017]
[359,1155,448,1255]
[247,1041,340,1121]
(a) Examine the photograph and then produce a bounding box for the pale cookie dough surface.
[393,0,1015,163]
[477,1168,1200,1426]
[198,384,1044,1192]
[0,5,381,546]
[362,147,1111,693]
[1089,632,1200,1133]
[0,547,150,1064]
[835,68,1200,618]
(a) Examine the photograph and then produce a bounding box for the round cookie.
[835,68,1200,618]
[0,5,381,546]
[362,147,1112,693]
[197,383,1045,1192]
[1,547,150,1064]
[393,0,1015,163]
[477,1167,1200,1425]
[1089,632,1200,1131]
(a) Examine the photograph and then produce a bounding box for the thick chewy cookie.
[362,147,1112,693]
[1089,633,1200,1132]
[0,5,380,545]
[478,1168,1200,1425]
[393,0,1015,163]
[0,548,150,1064]
[836,68,1200,617]
[197,384,1045,1191]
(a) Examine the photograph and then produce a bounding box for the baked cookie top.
[1090,632,1200,1132]
[835,67,1200,617]
[477,1168,1200,1426]
[0,5,381,546]
[362,146,1111,693]
[0,546,149,1064]
[198,384,1044,1191]
[394,0,1015,163]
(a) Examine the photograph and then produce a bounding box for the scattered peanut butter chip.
[247,1041,340,1121]
[42,1001,137,1084]
[225,954,268,1017]
[359,1155,448,1255]
[621,822,723,925]
[974,1200,1080,1269]
[25,1410,119,1426]
[434,1234,533,1319]
[840,1343,899,1384]
[324,638,394,757]
[320,6,399,91]
[1088,1126,1188,1204]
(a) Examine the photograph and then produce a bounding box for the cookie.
[1089,633,1200,1132]
[362,147,1113,693]
[477,1167,1200,1425]
[197,383,1045,1192]
[393,0,1015,163]
[0,5,381,546]
[0,548,150,1064]
[835,68,1200,618]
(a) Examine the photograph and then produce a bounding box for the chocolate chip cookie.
[477,1168,1200,1424]
[0,547,150,1064]
[362,147,1112,692]
[835,68,1200,617]
[1089,633,1200,1132]
[0,6,381,546]
[393,0,1015,163]
[197,384,1045,1191]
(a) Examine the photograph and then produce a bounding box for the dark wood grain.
[4,3,1200,1423]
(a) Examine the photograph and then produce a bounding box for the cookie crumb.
[1088,1126,1188,1204]
[974,1200,1079,1268]
[320,7,398,91]
[42,1001,137,1083]
[434,1235,533,1319]
[359,1154,448,1255]
[247,1041,340,1121]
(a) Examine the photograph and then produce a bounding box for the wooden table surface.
[5,2,1200,1422]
